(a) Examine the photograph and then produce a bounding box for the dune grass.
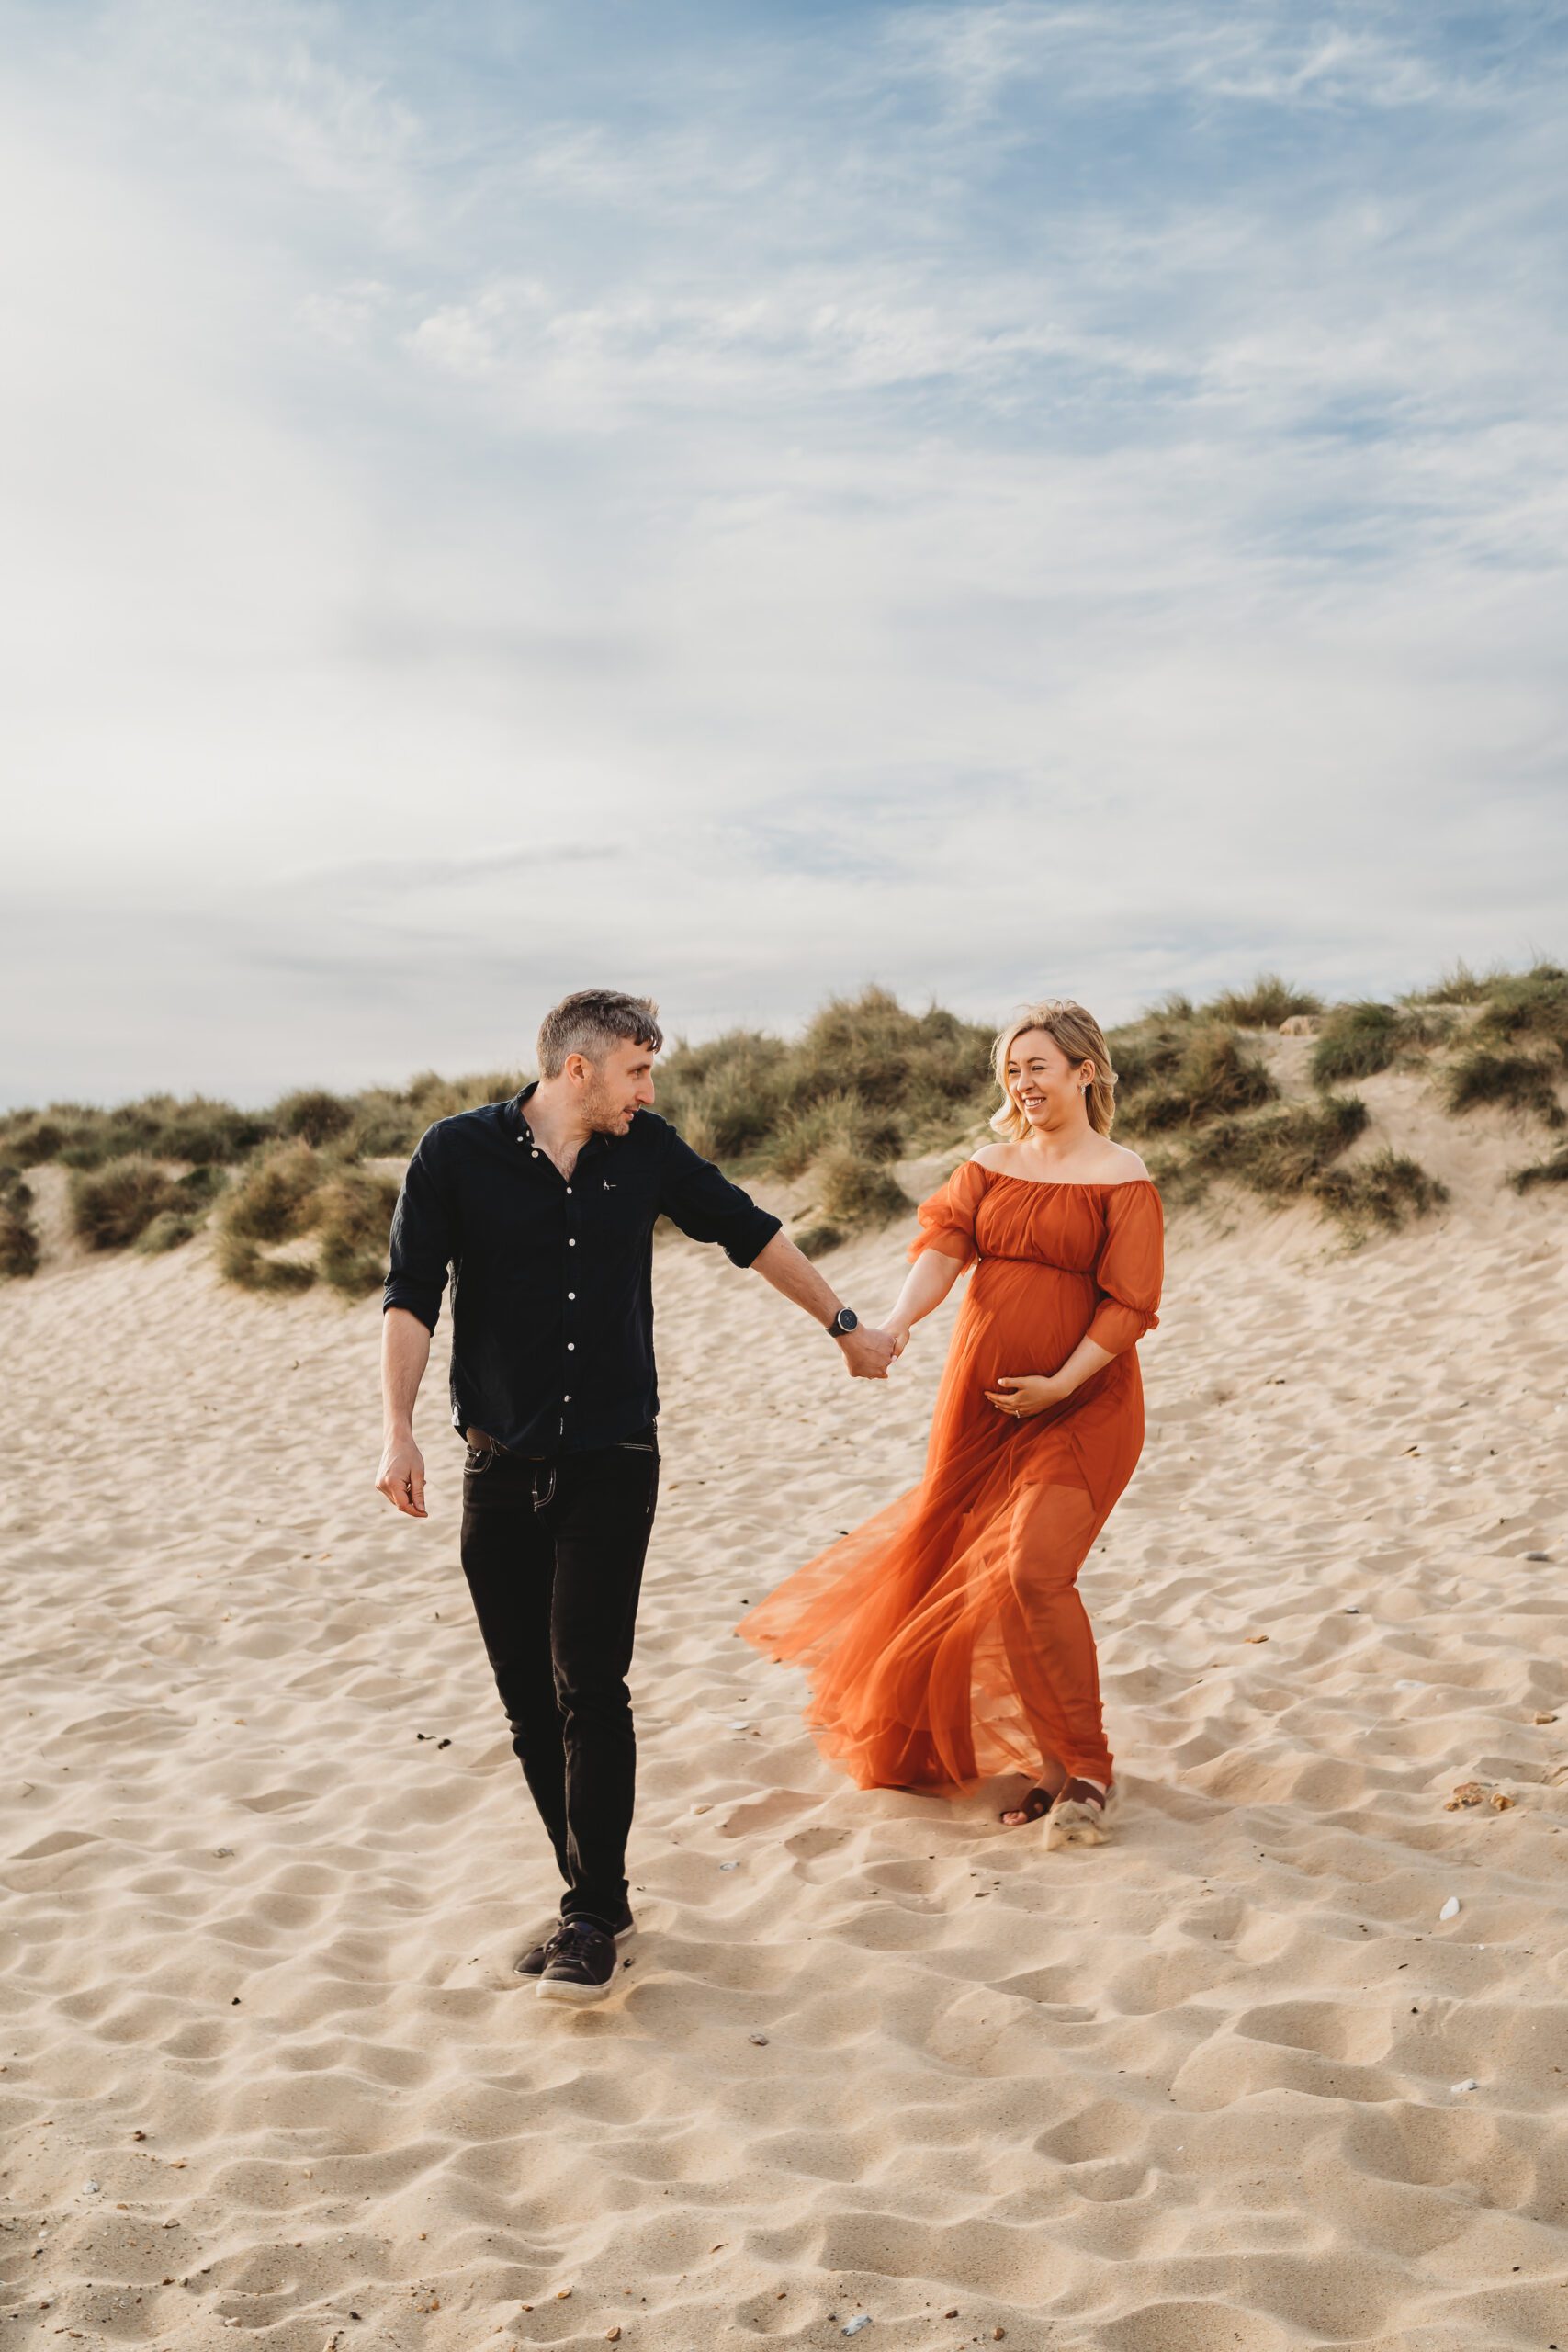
[1202,975,1323,1027]
[131,1166,229,1256]
[215,1143,400,1297]
[1150,1095,1372,1208]
[1444,1048,1565,1126]
[1314,1150,1450,1233]
[6,966,1561,1287]
[315,1168,403,1297]
[1470,961,1568,1048]
[658,989,993,1177]
[70,1159,187,1251]
[1511,1147,1568,1194]
[1117,1023,1277,1132]
[653,989,987,1240]
[1308,1000,1455,1086]
[0,1168,39,1279]
[1403,959,1499,1007]
[0,1069,526,1181]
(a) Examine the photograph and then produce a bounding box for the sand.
[3,1076,1567,2350]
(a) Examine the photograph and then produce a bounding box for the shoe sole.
[536,1969,618,2007]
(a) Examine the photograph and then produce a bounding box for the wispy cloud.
[1,0,1564,1102]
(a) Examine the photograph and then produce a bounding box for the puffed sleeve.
[908,1159,988,1270]
[1086,1181,1164,1353]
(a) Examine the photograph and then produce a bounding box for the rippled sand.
[3,1065,1566,2349]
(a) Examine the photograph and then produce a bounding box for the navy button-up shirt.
[382,1083,782,1454]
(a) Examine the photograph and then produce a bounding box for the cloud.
[1,0,1564,1102]
[282,842,624,898]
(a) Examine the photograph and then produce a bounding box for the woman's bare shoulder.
[968,1142,1010,1170]
[1090,1140,1152,1184]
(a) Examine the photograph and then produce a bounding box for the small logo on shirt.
[603,1179,616,1190]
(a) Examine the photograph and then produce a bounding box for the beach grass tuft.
[1444,1047,1565,1126]
[1314,1150,1450,1231]
[1403,958,1499,1007]
[0,1167,39,1278]
[1510,1146,1568,1193]
[70,1159,189,1250]
[1121,1024,1277,1132]
[273,1088,358,1148]
[316,1166,402,1298]
[1202,975,1323,1028]
[1311,1001,1458,1088]
[812,1143,910,1230]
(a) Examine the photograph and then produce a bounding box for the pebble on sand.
[1438,1896,1461,1920]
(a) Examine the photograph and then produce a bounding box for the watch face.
[835,1307,859,1335]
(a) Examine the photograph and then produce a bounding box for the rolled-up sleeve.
[658,1132,781,1267]
[1086,1181,1164,1355]
[382,1125,457,1333]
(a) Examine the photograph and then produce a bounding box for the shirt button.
[567,1342,575,1351]
[531,1149,539,1159]
[564,1394,572,1403]
[568,1291,576,1300]
[569,1238,576,1247]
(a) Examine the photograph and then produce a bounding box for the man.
[376,989,896,2006]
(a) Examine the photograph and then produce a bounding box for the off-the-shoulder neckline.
[969,1161,1156,1192]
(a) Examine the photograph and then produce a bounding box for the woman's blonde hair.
[989,1001,1119,1142]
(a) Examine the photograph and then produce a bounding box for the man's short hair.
[536,989,664,1079]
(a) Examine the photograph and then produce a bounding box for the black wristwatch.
[827,1306,859,1340]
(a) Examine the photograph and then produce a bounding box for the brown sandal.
[999,1785,1055,1826]
[1046,1778,1117,1849]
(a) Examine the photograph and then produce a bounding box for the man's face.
[580,1038,658,1135]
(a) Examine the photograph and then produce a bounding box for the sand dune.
[3,1088,1566,2350]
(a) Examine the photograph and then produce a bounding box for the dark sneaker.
[536,1918,621,2006]
[514,1907,633,1980]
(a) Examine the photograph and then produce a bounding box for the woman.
[738,1001,1163,1846]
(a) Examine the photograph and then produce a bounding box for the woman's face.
[1005,1029,1093,1132]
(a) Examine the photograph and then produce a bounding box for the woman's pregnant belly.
[963,1256,1097,1384]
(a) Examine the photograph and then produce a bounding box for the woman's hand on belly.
[985,1372,1067,1421]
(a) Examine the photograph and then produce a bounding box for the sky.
[3,0,1565,1107]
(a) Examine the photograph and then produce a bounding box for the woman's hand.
[985,1373,1066,1420]
[885,1319,913,1360]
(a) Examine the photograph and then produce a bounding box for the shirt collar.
[504,1080,611,1162]
[507,1080,541,1140]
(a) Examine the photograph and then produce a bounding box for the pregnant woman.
[739,1001,1163,1845]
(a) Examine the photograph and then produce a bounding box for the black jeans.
[458,1430,660,1928]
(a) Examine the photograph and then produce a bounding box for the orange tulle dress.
[738,1160,1164,1792]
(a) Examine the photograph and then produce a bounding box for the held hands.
[376,1432,428,1517]
[985,1373,1066,1421]
[837,1322,898,1380]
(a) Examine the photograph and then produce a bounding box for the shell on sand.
[1,1069,1565,2349]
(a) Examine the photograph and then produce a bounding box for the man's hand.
[837,1322,897,1380]
[377,1431,428,1517]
